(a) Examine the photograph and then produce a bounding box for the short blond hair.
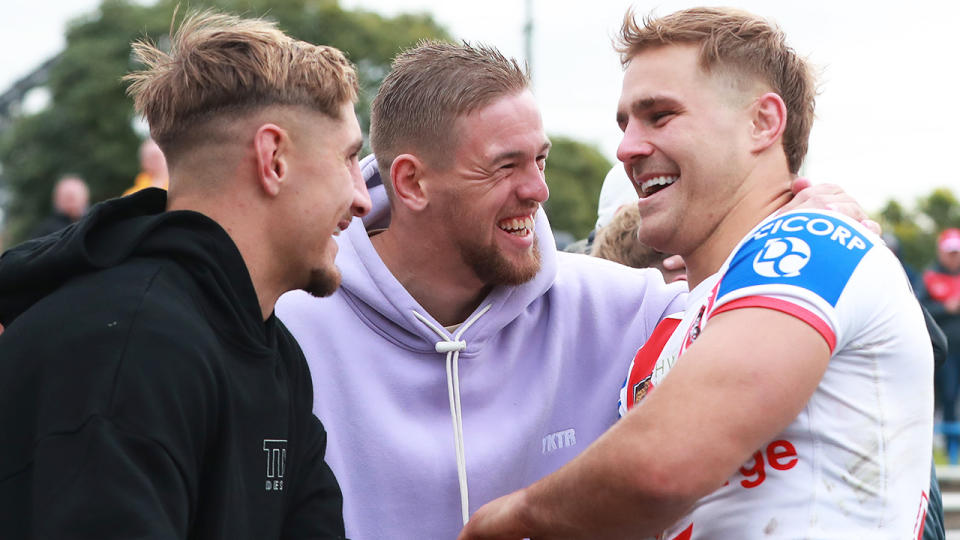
[370,40,529,197]
[125,11,358,160]
[591,204,666,269]
[617,7,816,174]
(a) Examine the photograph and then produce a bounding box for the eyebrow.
[616,95,682,124]
[490,141,553,165]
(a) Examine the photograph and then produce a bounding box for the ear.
[390,154,429,211]
[750,92,788,154]
[253,123,289,197]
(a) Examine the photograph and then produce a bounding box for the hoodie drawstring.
[412,304,492,525]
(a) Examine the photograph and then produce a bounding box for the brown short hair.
[125,11,358,160]
[616,7,815,174]
[591,204,666,269]
[370,40,529,197]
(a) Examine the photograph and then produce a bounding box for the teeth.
[498,215,535,236]
[640,175,678,196]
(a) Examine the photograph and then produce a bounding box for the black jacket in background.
[0,189,345,539]
[29,211,75,240]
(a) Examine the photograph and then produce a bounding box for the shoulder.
[552,251,687,313]
[555,252,682,293]
[719,210,883,305]
[1,259,220,437]
[26,258,219,380]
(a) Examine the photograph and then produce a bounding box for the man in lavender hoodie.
[276,40,870,539]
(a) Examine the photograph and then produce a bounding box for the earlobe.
[390,154,429,211]
[751,92,788,153]
[253,124,287,197]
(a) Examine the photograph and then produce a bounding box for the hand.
[783,178,881,235]
[457,491,530,540]
[659,255,688,283]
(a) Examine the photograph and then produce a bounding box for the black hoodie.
[0,189,344,539]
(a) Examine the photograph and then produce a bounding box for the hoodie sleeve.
[32,415,192,539]
[24,319,209,539]
[13,265,221,539]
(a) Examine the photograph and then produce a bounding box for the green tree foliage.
[542,135,611,239]
[0,0,449,242]
[877,187,960,271]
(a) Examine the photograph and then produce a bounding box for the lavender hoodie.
[276,157,687,539]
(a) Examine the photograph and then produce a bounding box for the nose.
[351,167,372,218]
[517,161,550,204]
[616,120,655,165]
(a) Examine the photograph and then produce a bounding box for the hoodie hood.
[0,188,269,347]
[334,155,558,355]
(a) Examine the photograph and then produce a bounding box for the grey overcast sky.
[3,0,958,212]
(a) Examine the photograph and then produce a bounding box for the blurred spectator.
[565,165,638,255]
[920,228,960,453]
[122,138,169,196]
[30,175,89,238]
[595,164,638,230]
[591,204,684,282]
[883,232,920,291]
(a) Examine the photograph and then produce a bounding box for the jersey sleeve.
[710,211,877,352]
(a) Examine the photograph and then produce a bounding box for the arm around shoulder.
[460,307,830,539]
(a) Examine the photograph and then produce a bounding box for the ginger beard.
[445,196,542,286]
[462,232,541,286]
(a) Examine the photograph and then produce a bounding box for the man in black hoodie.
[0,11,371,539]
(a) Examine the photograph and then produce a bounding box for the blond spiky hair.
[125,10,358,158]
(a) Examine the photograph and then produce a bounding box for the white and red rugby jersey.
[619,210,933,539]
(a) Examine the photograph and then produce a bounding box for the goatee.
[305,266,342,298]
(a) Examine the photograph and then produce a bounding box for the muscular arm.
[459,308,830,540]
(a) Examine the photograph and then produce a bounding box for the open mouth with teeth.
[332,218,351,237]
[498,215,535,237]
[638,175,678,197]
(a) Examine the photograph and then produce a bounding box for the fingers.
[662,255,686,271]
[861,219,882,236]
[789,177,812,194]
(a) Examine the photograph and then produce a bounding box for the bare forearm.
[460,416,706,540]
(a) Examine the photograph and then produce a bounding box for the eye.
[651,111,675,126]
[536,155,547,171]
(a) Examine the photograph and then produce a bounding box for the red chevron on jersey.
[625,315,682,411]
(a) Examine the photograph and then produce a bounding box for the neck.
[167,178,280,322]
[371,220,490,326]
[683,169,795,289]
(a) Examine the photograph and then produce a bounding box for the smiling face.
[283,103,370,297]
[428,90,551,286]
[616,44,756,257]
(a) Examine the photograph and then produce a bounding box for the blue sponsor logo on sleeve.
[717,212,874,307]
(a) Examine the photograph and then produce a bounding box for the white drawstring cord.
[413,304,492,525]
